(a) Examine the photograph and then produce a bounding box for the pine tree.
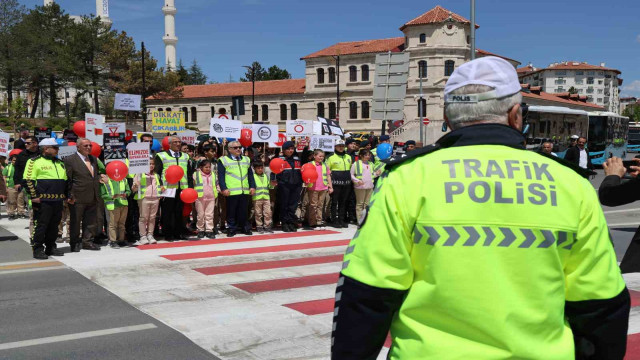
[186,59,207,85]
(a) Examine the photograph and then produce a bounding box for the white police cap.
[39,138,58,146]
[444,56,521,104]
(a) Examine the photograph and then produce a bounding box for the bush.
[45,118,69,130]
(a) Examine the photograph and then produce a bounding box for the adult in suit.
[564,136,593,170]
[13,128,30,150]
[64,138,101,251]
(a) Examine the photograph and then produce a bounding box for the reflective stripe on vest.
[194,171,218,198]
[354,160,364,180]
[105,180,127,210]
[157,152,189,189]
[221,156,250,195]
[134,173,160,200]
[253,173,270,200]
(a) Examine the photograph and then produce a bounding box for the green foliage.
[240,61,291,82]
[72,97,91,119]
[623,105,640,122]
[568,86,577,94]
[45,117,67,131]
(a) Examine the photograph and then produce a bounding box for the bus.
[587,112,629,165]
[524,105,589,158]
[628,122,640,152]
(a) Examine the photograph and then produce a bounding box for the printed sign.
[317,117,344,136]
[103,132,126,164]
[103,122,126,136]
[151,111,186,133]
[269,133,288,148]
[0,132,9,157]
[213,113,230,120]
[127,142,150,175]
[209,118,242,139]
[179,130,197,146]
[33,127,52,143]
[286,120,313,137]
[310,135,335,152]
[114,93,141,111]
[252,124,278,143]
[296,137,310,152]
[63,129,78,143]
[57,145,77,160]
[85,113,104,145]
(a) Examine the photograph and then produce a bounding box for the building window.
[361,65,369,81]
[597,98,603,103]
[261,104,268,121]
[587,96,593,102]
[444,60,455,76]
[210,106,215,117]
[181,107,189,122]
[290,103,297,120]
[587,77,594,84]
[349,101,357,119]
[419,33,426,43]
[555,70,567,75]
[587,71,595,75]
[317,103,325,118]
[598,80,603,85]
[190,107,197,123]
[361,101,369,119]
[251,104,258,121]
[158,108,164,112]
[328,102,336,119]
[418,98,426,118]
[317,68,324,84]
[577,89,583,94]
[575,79,583,85]
[556,87,564,93]
[418,60,427,78]
[231,105,236,118]
[576,71,584,75]
[597,89,603,94]
[349,66,357,82]
[328,67,336,83]
[280,104,287,121]
[165,107,172,111]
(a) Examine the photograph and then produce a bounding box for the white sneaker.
[139,235,149,245]
[133,240,144,246]
[147,235,157,244]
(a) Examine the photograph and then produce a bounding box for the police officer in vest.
[331,57,630,359]
[154,135,193,241]
[218,140,256,237]
[23,138,68,259]
[326,139,352,228]
[271,141,302,232]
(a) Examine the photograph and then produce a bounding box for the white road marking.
[0,266,66,275]
[604,208,640,215]
[0,323,157,350]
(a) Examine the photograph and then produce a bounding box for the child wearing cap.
[131,158,162,245]
[252,162,273,233]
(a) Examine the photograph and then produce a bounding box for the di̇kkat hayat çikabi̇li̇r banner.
[151,111,186,133]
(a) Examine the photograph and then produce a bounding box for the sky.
[20,0,640,97]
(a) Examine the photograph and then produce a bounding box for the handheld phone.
[623,160,638,171]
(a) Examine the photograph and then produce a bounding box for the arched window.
[349,101,357,119]
[181,107,189,122]
[261,105,269,121]
[317,103,325,118]
[419,33,426,43]
[317,68,325,84]
[361,101,370,119]
[328,102,336,119]
[418,98,426,118]
[361,65,369,82]
[210,106,215,117]
[290,103,298,120]
[158,108,164,112]
[445,60,455,76]
[280,104,287,121]
[349,66,357,82]
[231,105,236,118]
[328,67,336,83]
[418,60,427,78]
[251,104,258,121]
[190,106,197,123]
[165,107,172,112]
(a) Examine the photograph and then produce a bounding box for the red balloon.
[105,160,128,181]
[275,133,287,147]
[67,142,76,146]
[73,121,86,137]
[302,167,318,184]
[269,158,286,174]
[165,165,184,184]
[240,128,252,147]
[180,188,198,204]
[162,136,170,151]
[9,149,22,157]
[90,142,101,157]
[301,162,316,174]
[125,129,133,141]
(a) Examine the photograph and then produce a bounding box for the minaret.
[44,0,54,6]
[163,0,178,71]
[96,0,112,26]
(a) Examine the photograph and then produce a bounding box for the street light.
[243,64,256,122]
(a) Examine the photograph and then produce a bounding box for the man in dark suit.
[564,136,593,170]
[64,138,101,251]
[13,128,30,150]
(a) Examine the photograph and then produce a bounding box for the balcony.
[586,88,594,94]
[554,80,566,85]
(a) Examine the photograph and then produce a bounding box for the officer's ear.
[507,103,523,131]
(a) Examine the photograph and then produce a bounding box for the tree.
[568,86,578,95]
[240,61,265,82]
[0,0,26,112]
[264,65,291,81]
[623,105,640,123]
[176,59,188,84]
[186,59,207,85]
[240,62,291,82]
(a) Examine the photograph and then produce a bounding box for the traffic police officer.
[326,139,352,228]
[24,138,68,259]
[331,57,630,359]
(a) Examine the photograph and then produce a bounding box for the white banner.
[126,142,150,175]
[210,118,242,139]
[252,124,279,143]
[0,132,9,157]
[103,122,126,136]
[57,145,77,160]
[179,130,197,146]
[85,113,104,145]
[313,121,323,135]
[269,133,288,148]
[286,120,313,137]
[310,135,335,152]
[114,93,141,111]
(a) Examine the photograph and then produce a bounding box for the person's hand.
[328,187,334,194]
[250,188,255,196]
[629,158,640,178]
[160,186,166,193]
[222,189,230,197]
[603,157,626,178]
[31,197,40,203]
[270,180,277,187]
[100,174,109,184]
[131,183,138,192]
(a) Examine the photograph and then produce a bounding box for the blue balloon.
[376,143,393,160]
[51,132,57,138]
[151,139,162,152]
[56,138,65,145]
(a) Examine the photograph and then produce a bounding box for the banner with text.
[179,130,197,146]
[85,113,104,145]
[209,118,242,139]
[252,124,279,143]
[57,145,77,160]
[114,93,141,111]
[127,142,150,175]
[0,132,9,157]
[103,133,126,164]
[286,120,313,137]
[103,122,126,136]
[151,111,186,133]
[34,127,52,143]
[310,135,335,152]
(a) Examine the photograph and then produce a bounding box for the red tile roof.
[148,79,306,100]
[547,61,621,74]
[522,90,604,109]
[517,64,536,74]
[475,49,520,65]
[301,37,404,60]
[400,5,478,31]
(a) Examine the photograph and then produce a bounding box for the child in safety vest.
[100,172,131,248]
[308,149,332,230]
[252,162,273,234]
[193,160,218,239]
[132,159,163,245]
[350,149,375,223]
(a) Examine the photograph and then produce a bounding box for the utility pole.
[419,72,424,144]
[142,41,148,132]
[470,0,476,60]
[243,64,256,122]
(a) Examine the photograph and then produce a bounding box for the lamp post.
[142,41,148,131]
[243,64,256,122]
[64,86,70,128]
[470,0,476,60]
[331,55,340,122]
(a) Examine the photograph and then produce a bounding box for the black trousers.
[32,201,63,253]
[226,194,250,232]
[69,202,97,247]
[331,185,351,223]
[278,183,301,224]
[346,186,356,222]
[125,180,140,240]
[161,188,184,238]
